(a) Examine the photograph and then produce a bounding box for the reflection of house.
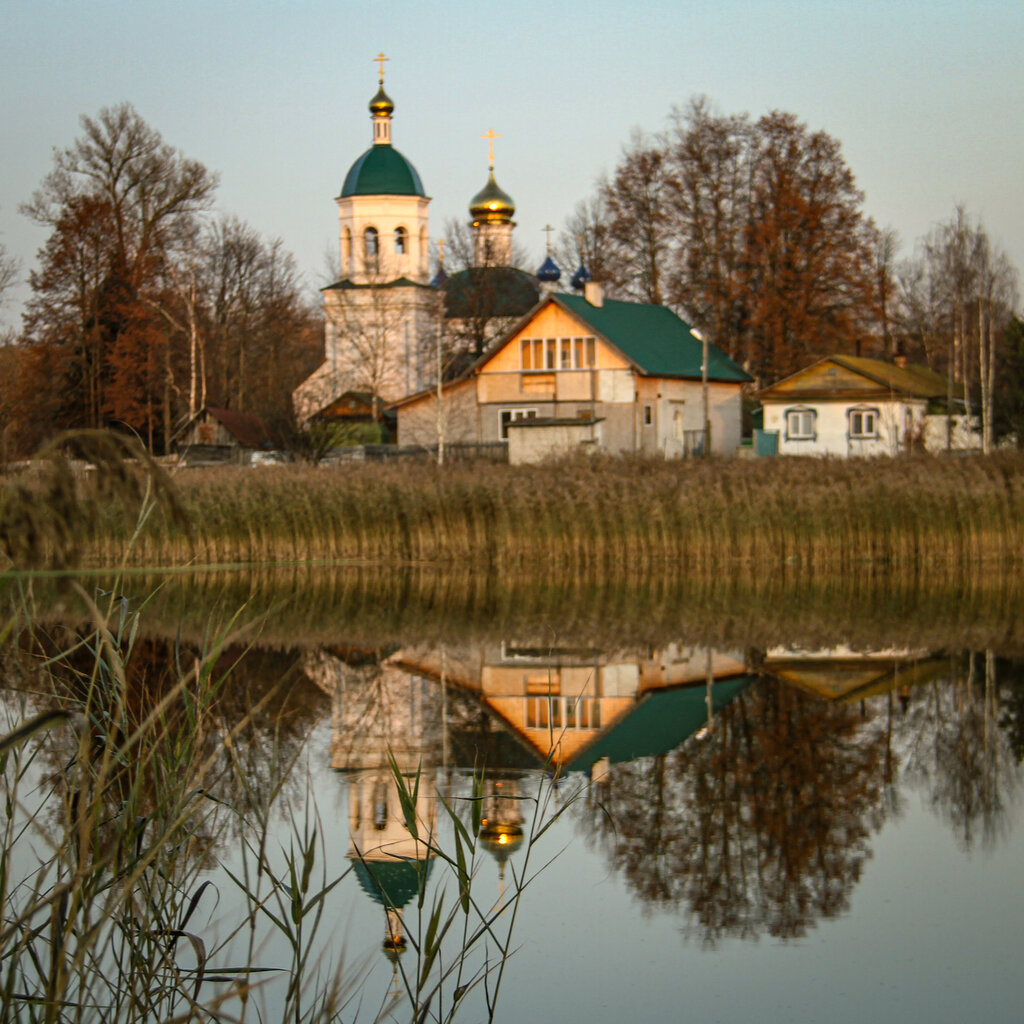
[762,645,948,702]
[389,641,752,769]
[176,406,280,465]
[758,355,978,456]
[395,286,751,461]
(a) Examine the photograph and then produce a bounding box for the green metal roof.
[340,144,425,198]
[555,293,751,382]
[567,677,753,774]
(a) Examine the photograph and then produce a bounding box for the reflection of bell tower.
[477,776,525,905]
[469,129,516,267]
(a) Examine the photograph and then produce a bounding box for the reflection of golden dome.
[369,85,394,116]
[478,821,525,862]
[469,171,515,224]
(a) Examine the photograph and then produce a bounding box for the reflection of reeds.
[20,560,1024,657]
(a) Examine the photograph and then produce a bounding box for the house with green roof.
[393,283,752,462]
[757,354,980,456]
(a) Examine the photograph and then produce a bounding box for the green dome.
[353,857,433,910]
[341,145,425,198]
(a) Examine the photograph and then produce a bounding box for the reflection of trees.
[586,679,890,944]
[900,653,1021,850]
[12,627,327,854]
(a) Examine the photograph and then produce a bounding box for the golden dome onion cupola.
[469,129,516,267]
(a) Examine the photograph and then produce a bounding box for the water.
[4,570,1024,1023]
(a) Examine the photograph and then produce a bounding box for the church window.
[364,226,379,258]
[394,226,407,254]
[343,229,352,273]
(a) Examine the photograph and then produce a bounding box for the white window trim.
[520,336,596,372]
[785,406,817,441]
[848,406,880,440]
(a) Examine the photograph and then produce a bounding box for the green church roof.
[555,293,752,382]
[341,144,426,198]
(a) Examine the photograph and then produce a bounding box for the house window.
[499,408,537,439]
[520,336,596,372]
[643,404,654,426]
[785,407,816,441]
[363,226,378,257]
[849,407,879,440]
[394,226,407,254]
[526,696,601,730]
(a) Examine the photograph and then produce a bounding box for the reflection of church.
[294,57,546,422]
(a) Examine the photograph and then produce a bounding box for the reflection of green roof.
[555,294,751,382]
[341,145,426,197]
[445,266,539,320]
[567,678,752,773]
[352,857,433,909]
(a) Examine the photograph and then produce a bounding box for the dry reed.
[45,451,1024,573]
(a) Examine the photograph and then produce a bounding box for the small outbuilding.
[176,407,283,465]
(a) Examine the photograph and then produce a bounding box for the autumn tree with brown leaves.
[571,98,881,385]
[8,105,320,455]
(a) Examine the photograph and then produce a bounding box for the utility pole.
[691,327,711,455]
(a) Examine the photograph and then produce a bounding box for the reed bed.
[58,451,1024,573]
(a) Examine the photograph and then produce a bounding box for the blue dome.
[537,255,561,283]
[570,263,591,290]
[341,145,426,198]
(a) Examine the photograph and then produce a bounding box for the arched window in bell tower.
[394,226,407,254]
[364,226,379,267]
[344,228,352,274]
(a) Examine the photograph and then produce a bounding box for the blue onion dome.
[570,263,592,290]
[537,255,561,282]
[369,84,394,117]
[469,171,515,224]
[430,265,448,289]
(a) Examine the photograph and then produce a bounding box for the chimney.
[584,281,603,307]
[893,348,907,369]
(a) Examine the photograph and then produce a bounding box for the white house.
[758,355,977,456]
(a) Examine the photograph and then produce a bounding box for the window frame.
[784,406,817,441]
[363,225,379,258]
[520,336,596,373]
[499,407,538,440]
[394,225,407,254]
[848,406,880,440]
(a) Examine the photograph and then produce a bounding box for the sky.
[2,0,1022,332]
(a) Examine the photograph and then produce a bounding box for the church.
[293,57,545,424]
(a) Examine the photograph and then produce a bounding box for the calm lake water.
[6,568,1024,1023]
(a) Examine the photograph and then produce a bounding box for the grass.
[0,577,573,1023]
[6,450,1024,572]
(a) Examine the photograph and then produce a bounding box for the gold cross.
[374,52,389,81]
[480,129,501,168]
[437,237,446,264]
[542,224,555,254]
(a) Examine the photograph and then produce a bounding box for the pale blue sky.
[2,0,1022,330]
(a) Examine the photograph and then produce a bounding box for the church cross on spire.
[374,51,389,82]
[480,129,501,169]
[542,224,555,255]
